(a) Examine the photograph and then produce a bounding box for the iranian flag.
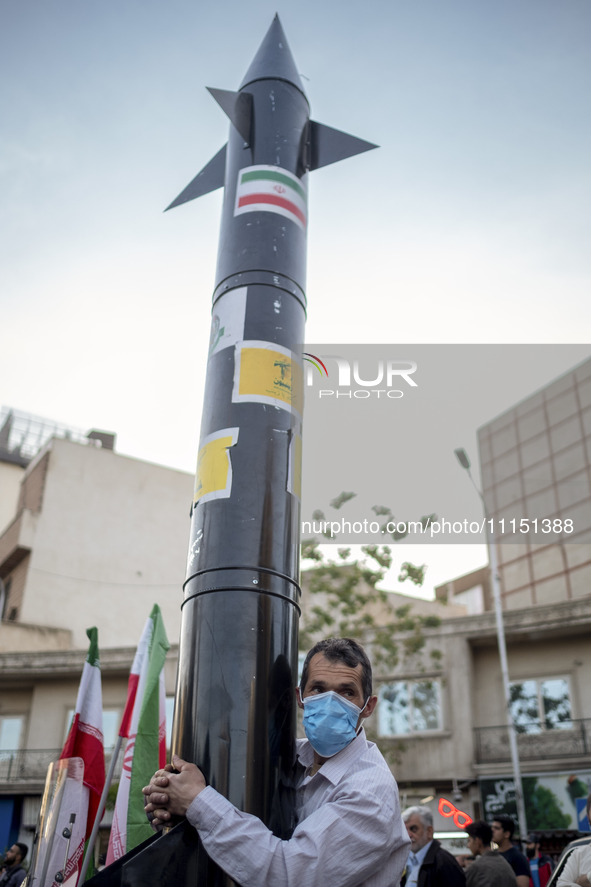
[106,605,169,862]
[60,627,105,876]
[234,165,307,231]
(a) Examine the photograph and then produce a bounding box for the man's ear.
[296,686,304,709]
[361,695,378,718]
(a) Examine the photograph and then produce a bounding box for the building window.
[102,709,121,750]
[0,577,12,620]
[378,679,442,736]
[509,677,572,734]
[0,715,24,756]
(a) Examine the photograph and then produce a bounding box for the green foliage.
[398,562,426,587]
[300,542,441,672]
[300,491,442,694]
[522,777,572,829]
[330,492,357,509]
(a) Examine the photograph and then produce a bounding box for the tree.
[522,777,572,829]
[300,493,441,672]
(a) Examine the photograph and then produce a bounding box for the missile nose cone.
[240,15,306,96]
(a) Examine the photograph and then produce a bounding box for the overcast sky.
[2,0,590,596]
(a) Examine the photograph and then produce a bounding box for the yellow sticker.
[233,341,303,416]
[194,428,239,505]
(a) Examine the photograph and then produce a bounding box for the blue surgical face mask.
[302,690,368,758]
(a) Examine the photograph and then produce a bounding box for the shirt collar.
[414,840,433,866]
[296,728,369,784]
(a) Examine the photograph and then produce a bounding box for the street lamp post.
[454,448,528,844]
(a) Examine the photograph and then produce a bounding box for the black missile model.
[87,15,376,887]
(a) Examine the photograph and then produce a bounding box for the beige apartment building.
[478,356,591,610]
[1,354,591,858]
[377,590,591,844]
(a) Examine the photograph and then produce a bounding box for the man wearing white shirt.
[557,793,591,887]
[144,637,410,887]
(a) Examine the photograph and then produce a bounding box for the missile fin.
[308,121,378,171]
[207,88,253,145]
[165,144,227,211]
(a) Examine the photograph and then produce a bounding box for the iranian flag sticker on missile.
[234,165,307,230]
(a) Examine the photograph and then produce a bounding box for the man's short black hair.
[300,638,372,699]
[493,814,516,839]
[466,820,492,846]
[15,843,28,861]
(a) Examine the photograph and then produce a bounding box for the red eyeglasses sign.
[438,798,473,828]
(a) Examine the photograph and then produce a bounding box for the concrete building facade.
[379,593,591,845]
[0,434,192,650]
[478,356,591,610]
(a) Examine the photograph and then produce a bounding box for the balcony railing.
[0,748,123,784]
[475,718,591,764]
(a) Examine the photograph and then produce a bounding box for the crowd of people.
[398,805,565,886]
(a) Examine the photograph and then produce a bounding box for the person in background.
[525,833,554,887]
[401,805,465,886]
[557,792,591,887]
[0,843,28,887]
[456,852,476,871]
[465,820,517,887]
[492,814,531,887]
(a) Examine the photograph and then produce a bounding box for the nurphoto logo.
[302,353,329,377]
[304,351,418,400]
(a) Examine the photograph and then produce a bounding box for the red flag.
[61,627,105,842]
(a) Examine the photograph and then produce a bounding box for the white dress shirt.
[557,843,591,886]
[186,729,410,886]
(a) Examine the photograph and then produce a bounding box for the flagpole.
[77,736,123,885]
